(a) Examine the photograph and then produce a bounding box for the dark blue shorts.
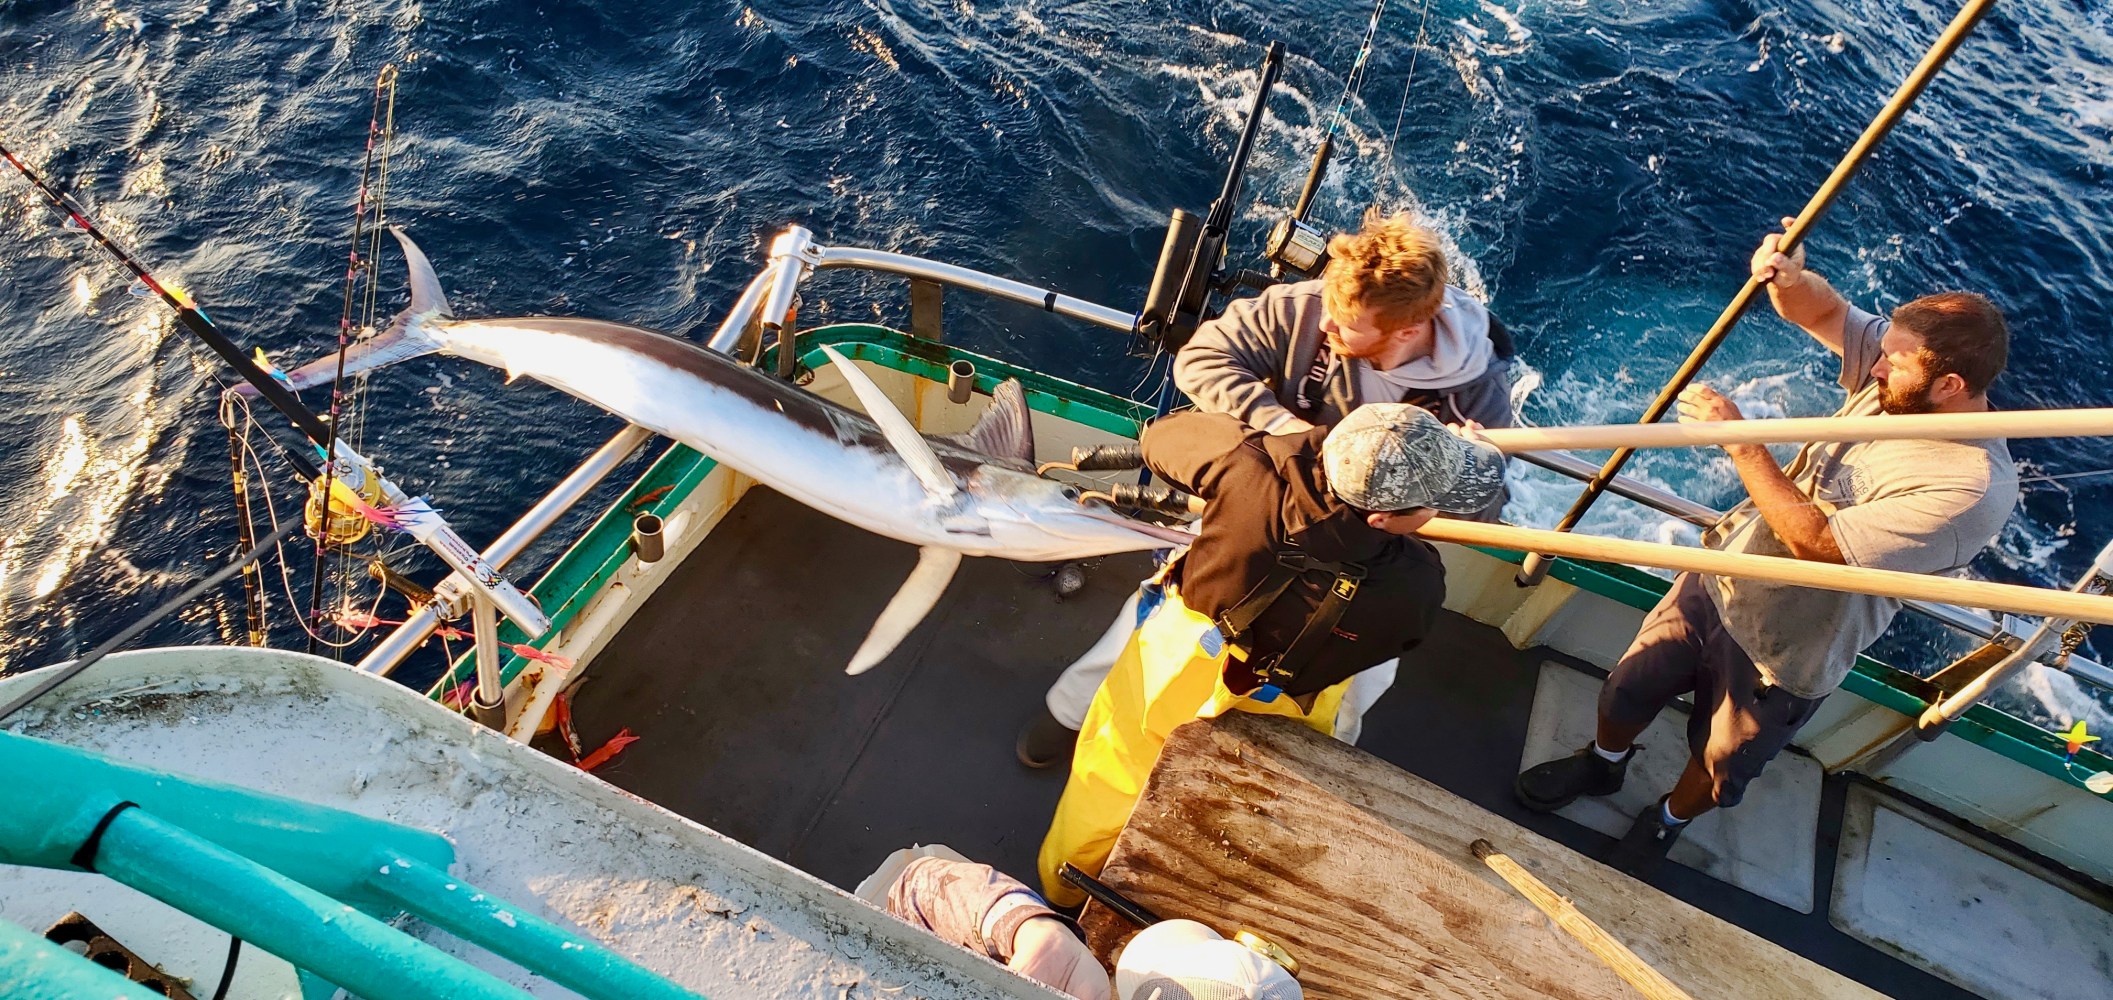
[1598,573,1826,809]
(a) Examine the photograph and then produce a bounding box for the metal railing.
[1514,450,2113,693]
[356,426,655,676]
[358,237,2113,710]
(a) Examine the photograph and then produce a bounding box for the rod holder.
[630,513,665,565]
[469,692,507,731]
[947,359,976,404]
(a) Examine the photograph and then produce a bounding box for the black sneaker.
[1016,707,1079,769]
[1607,796,1687,877]
[1513,742,1636,813]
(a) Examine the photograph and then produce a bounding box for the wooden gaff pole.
[1414,520,2113,625]
[1475,407,2113,454]
[1470,839,1699,1000]
[1520,0,2000,586]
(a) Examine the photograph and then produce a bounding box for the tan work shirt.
[1702,308,2018,699]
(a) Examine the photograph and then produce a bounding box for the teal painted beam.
[89,806,532,1000]
[0,917,165,1000]
[367,855,708,1000]
[0,731,453,907]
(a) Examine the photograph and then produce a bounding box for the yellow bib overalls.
[1036,574,1350,906]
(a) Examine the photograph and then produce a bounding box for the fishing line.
[308,65,402,656]
[0,519,303,724]
[1325,0,1391,138]
[1382,0,1439,198]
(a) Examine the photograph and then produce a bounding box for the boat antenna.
[0,139,330,481]
[1515,0,1998,587]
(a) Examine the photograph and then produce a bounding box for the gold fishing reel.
[305,461,386,547]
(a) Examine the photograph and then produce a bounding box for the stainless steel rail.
[356,425,656,676]
[1515,449,2113,693]
[814,246,1138,334]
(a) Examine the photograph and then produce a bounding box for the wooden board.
[1081,714,1890,1000]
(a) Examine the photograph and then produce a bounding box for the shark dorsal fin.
[948,378,1036,467]
[817,344,958,501]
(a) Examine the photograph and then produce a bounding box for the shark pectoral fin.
[816,344,959,501]
[846,546,962,675]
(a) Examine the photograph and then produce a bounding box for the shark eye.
[1061,486,1082,502]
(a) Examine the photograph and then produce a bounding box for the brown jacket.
[1142,412,1446,697]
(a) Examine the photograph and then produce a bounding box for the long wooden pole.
[1415,519,2113,625]
[1520,0,1998,587]
[1476,407,2113,455]
[1469,839,1698,1000]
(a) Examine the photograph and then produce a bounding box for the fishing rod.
[0,140,331,481]
[1137,41,1286,353]
[1264,0,1394,280]
[1515,0,1999,587]
[0,134,555,651]
[304,64,401,656]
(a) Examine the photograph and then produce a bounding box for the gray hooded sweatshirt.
[1173,279,1516,519]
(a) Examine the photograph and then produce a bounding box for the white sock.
[1661,799,1691,827]
[1590,741,1629,763]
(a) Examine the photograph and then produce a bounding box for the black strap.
[1259,562,1366,689]
[1214,551,1318,643]
[70,801,140,872]
[1214,551,1367,692]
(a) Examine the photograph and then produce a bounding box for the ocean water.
[2,0,2110,729]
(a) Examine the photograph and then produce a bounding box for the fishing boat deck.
[555,487,1994,999]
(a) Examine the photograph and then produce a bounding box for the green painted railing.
[0,731,707,1000]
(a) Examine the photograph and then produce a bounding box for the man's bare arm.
[1753,217,1851,357]
[1725,444,1844,563]
[1680,385,1844,563]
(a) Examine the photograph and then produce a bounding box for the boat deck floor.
[558,488,1975,999]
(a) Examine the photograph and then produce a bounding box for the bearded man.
[1513,220,2019,876]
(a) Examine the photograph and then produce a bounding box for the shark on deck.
[248,228,1187,673]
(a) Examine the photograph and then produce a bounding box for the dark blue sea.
[4,0,2111,728]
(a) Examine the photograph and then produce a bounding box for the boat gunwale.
[418,322,2113,798]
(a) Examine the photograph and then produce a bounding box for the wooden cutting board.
[1079,713,1888,1000]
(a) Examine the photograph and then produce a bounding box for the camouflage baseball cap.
[1321,403,1506,515]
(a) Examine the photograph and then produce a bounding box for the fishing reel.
[305,458,387,547]
[1264,215,1330,280]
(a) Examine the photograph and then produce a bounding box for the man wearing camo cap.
[1019,214,1516,769]
[1037,404,1504,906]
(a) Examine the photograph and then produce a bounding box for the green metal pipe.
[0,917,166,1000]
[90,807,533,1000]
[368,854,708,1000]
[0,731,453,908]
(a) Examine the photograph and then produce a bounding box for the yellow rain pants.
[1036,581,1347,906]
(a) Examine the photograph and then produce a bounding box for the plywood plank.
[1082,714,1888,1000]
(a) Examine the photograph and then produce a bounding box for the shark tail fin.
[230,228,451,398]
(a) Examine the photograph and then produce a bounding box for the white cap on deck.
[1115,919,1302,1000]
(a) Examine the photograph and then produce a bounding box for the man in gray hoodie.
[1018,212,1519,767]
